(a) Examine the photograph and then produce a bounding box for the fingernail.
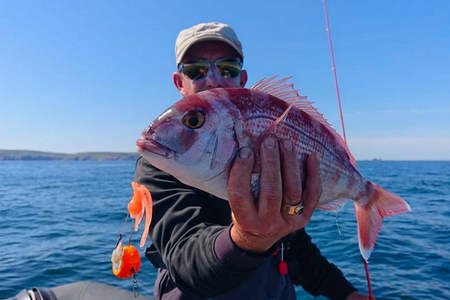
[239,147,251,159]
[264,137,275,149]
[282,139,292,151]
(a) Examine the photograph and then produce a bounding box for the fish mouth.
[136,137,174,158]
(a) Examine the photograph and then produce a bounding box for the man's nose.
[205,66,222,88]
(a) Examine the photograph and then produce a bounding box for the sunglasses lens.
[180,59,242,80]
[216,59,242,78]
[181,61,209,80]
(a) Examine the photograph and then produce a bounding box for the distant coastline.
[1,150,448,162]
[0,150,140,161]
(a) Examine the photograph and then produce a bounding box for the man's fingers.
[280,139,302,207]
[227,147,257,225]
[258,136,283,217]
[300,152,321,220]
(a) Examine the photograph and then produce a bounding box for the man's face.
[173,41,248,96]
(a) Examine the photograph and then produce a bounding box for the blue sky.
[1,0,449,160]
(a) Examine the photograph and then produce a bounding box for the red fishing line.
[322,0,347,145]
[321,1,374,299]
[363,259,374,300]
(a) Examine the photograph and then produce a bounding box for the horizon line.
[0,149,449,162]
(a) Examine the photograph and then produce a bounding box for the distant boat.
[371,158,383,161]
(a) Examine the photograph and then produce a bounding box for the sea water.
[0,160,449,299]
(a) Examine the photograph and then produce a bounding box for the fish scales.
[225,88,362,205]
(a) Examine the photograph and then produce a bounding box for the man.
[135,22,370,300]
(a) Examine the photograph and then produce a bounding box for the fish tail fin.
[355,182,411,260]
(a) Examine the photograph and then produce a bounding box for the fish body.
[137,80,410,259]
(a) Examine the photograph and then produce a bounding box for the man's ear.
[240,70,248,87]
[173,72,184,92]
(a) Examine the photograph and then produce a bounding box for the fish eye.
[182,110,205,129]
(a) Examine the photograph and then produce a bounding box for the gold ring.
[285,203,304,216]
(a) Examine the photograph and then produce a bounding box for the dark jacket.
[135,157,356,300]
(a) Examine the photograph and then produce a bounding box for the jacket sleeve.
[134,157,271,298]
[286,229,357,300]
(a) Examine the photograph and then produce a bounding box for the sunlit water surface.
[1,161,449,299]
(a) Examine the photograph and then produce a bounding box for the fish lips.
[136,137,174,158]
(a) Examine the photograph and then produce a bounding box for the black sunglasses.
[178,58,243,80]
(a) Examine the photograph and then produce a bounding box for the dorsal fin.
[251,76,356,166]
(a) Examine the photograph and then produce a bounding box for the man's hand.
[227,136,322,253]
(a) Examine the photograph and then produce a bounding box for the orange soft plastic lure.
[111,241,141,279]
[128,181,153,248]
[111,181,153,279]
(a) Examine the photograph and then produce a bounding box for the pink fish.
[136,77,410,260]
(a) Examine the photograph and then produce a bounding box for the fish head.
[137,90,239,194]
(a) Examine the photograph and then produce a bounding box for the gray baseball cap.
[175,22,243,65]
